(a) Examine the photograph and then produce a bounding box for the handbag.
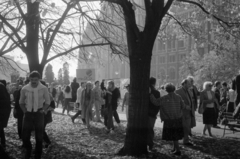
[198,103,204,114]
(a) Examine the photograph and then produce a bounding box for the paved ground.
[54,105,240,139]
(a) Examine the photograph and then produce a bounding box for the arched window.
[169,67,176,80]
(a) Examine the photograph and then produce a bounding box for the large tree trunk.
[119,40,152,156]
[25,2,44,77]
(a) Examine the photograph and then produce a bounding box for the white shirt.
[229,89,236,102]
[64,91,72,99]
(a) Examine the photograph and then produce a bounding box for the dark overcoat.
[0,82,11,128]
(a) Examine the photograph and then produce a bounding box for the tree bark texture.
[119,41,152,156]
[25,2,43,76]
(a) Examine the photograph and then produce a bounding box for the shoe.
[183,142,194,146]
[71,117,75,124]
[173,151,181,156]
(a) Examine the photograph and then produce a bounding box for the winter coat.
[0,82,11,128]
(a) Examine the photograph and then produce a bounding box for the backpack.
[233,104,240,119]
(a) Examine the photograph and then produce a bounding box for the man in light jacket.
[19,71,50,159]
[71,82,86,123]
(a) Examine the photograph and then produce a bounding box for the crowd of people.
[1,70,240,158]
[149,75,240,156]
[0,70,125,159]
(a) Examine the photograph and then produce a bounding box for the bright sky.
[8,1,101,77]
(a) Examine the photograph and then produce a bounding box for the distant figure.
[200,81,219,137]
[81,82,94,128]
[92,81,102,122]
[71,82,86,124]
[100,80,106,91]
[62,86,72,115]
[56,86,64,108]
[122,84,130,121]
[71,78,80,102]
[49,82,57,102]
[232,71,240,105]
[212,81,221,128]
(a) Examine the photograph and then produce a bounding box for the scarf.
[24,82,46,112]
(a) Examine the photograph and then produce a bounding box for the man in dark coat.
[0,80,11,148]
[232,73,240,105]
[71,78,80,102]
[212,81,221,128]
[175,79,194,146]
[13,79,25,140]
[148,77,160,150]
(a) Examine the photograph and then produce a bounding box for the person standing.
[220,82,229,106]
[71,82,86,123]
[212,81,221,128]
[122,84,130,121]
[81,82,94,128]
[232,72,240,105]
[150,83,184,156]
[187,76,199,134]
[13,79,29,142]
[0,80,11,149]
[49,82,57,102]
[148,77,160,150]
[104,81,114,133]
[19,71,50,159]
[70,78,80,102]
[175,79,193,146]
[92,81,102,122]
[227,86,236,113]
[200,82,219,137]
[110,81,121,127]
[40,80,55,149]
[62,86,72,115]
[56,86,64,108]
[100,80,107,117]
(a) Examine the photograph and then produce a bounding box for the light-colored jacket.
[81,89,94,107]
[19,83,50,112]
[76,87,84,104]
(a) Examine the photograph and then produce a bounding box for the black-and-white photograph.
[0,0,240,158]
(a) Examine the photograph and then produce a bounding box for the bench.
[221,112,240,137]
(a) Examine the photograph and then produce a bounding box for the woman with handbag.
[200,81,219,137]
[150,83,185,156]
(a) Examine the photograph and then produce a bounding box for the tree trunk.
[25,2,44,77]
[119,44,152,156]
